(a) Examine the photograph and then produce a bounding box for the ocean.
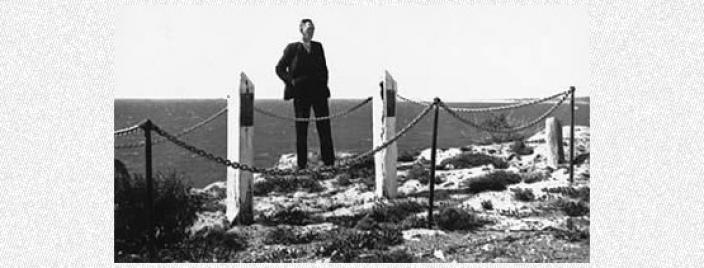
[114,98,589,188]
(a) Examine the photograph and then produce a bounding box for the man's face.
[301,22,315,40]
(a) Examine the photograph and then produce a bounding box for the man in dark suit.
[276,19,334,169]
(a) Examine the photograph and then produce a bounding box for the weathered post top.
[384,70,397,91]
[240,72,254,94]
[383,70,397,117]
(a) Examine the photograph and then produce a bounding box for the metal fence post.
[427,98,440,228]
[570,86,576,184]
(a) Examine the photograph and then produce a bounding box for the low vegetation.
[477,113,526,144]
[436,207,488,231]
[481,200,494,210]
[439,152,509,170]
[397,150,419,162]
[252,175,324,196]
[461,170,522,194]
[115,171,203,261]
[520,171,548,184]
[512,188,536,202]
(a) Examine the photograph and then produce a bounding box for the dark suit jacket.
[275,41,330,100]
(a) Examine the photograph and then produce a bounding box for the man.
[275,19,334,169]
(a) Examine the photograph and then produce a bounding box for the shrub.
[399,215,430,229]
[478,113,525,144]
[462,170,522,194]
[114,171,202,259]
[343,155,375,179]
[244,247,306,263]
[436,207,486,231]
[397,150,419,162]
[174,229,248,262]
[318,227,404,262]
[406,163,429,182]
[509,140,534,155]
[259,208,313,226]
[560,200,590,217]
[481,200,494,210]
[262,225,315,245]
[439,152,508,170]
[543,186,590,202]
[334,173,352,187]
[512,188,535,202]
[349,248,415,263]
[325,214,368,228]
[368,200,425,223]
[520,172,547,184]
[252,175,323,196]
[354,215,381,231]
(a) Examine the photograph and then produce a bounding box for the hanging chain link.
[338,101,436,166]
[396,94,432,106]
[253,97,373,122]
[147,102,434,176]
[438,90,571,134]
[114,106,227,150]
[114,124,143,137]
[397,90,570,114]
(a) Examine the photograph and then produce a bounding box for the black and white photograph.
[113,5,589,263]
[5,1,704,266]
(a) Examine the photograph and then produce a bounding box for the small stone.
[433,250,445,260]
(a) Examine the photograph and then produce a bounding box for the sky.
[115,5,588,100]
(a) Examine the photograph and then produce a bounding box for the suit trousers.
[293,97,335,169]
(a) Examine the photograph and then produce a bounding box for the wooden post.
[373,70,398,198]
[226,72,255,225]
[140,120,155,260]
[545,117,565,169]
[427,99,440,228]
[569,86,576,184]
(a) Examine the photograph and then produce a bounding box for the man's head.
[299,19,315,41]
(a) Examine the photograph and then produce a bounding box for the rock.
[320,207,355,218]
[276,151,356,170]
[418,148,462,166]
[434,249,446,260]
[189,211,228,237]
[398,179,422,195]
[194,181,226,199]
[299,222,337,236]
[293,191,310,199]
[402,228,447,241]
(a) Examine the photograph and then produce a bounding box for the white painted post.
[373,70,398,198]
[226,72,255,225]
[545,117,565,169]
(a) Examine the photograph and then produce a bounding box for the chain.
[147,101,434,176]
[114,124,142,137]
[448,90,570,113]
[396,94,432,106]
[339,101,436,166]
[398,90,570,114]
[438,90,571,134]
[150,122,341,176]
[114,106,227,150]
[253,97,373,122]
